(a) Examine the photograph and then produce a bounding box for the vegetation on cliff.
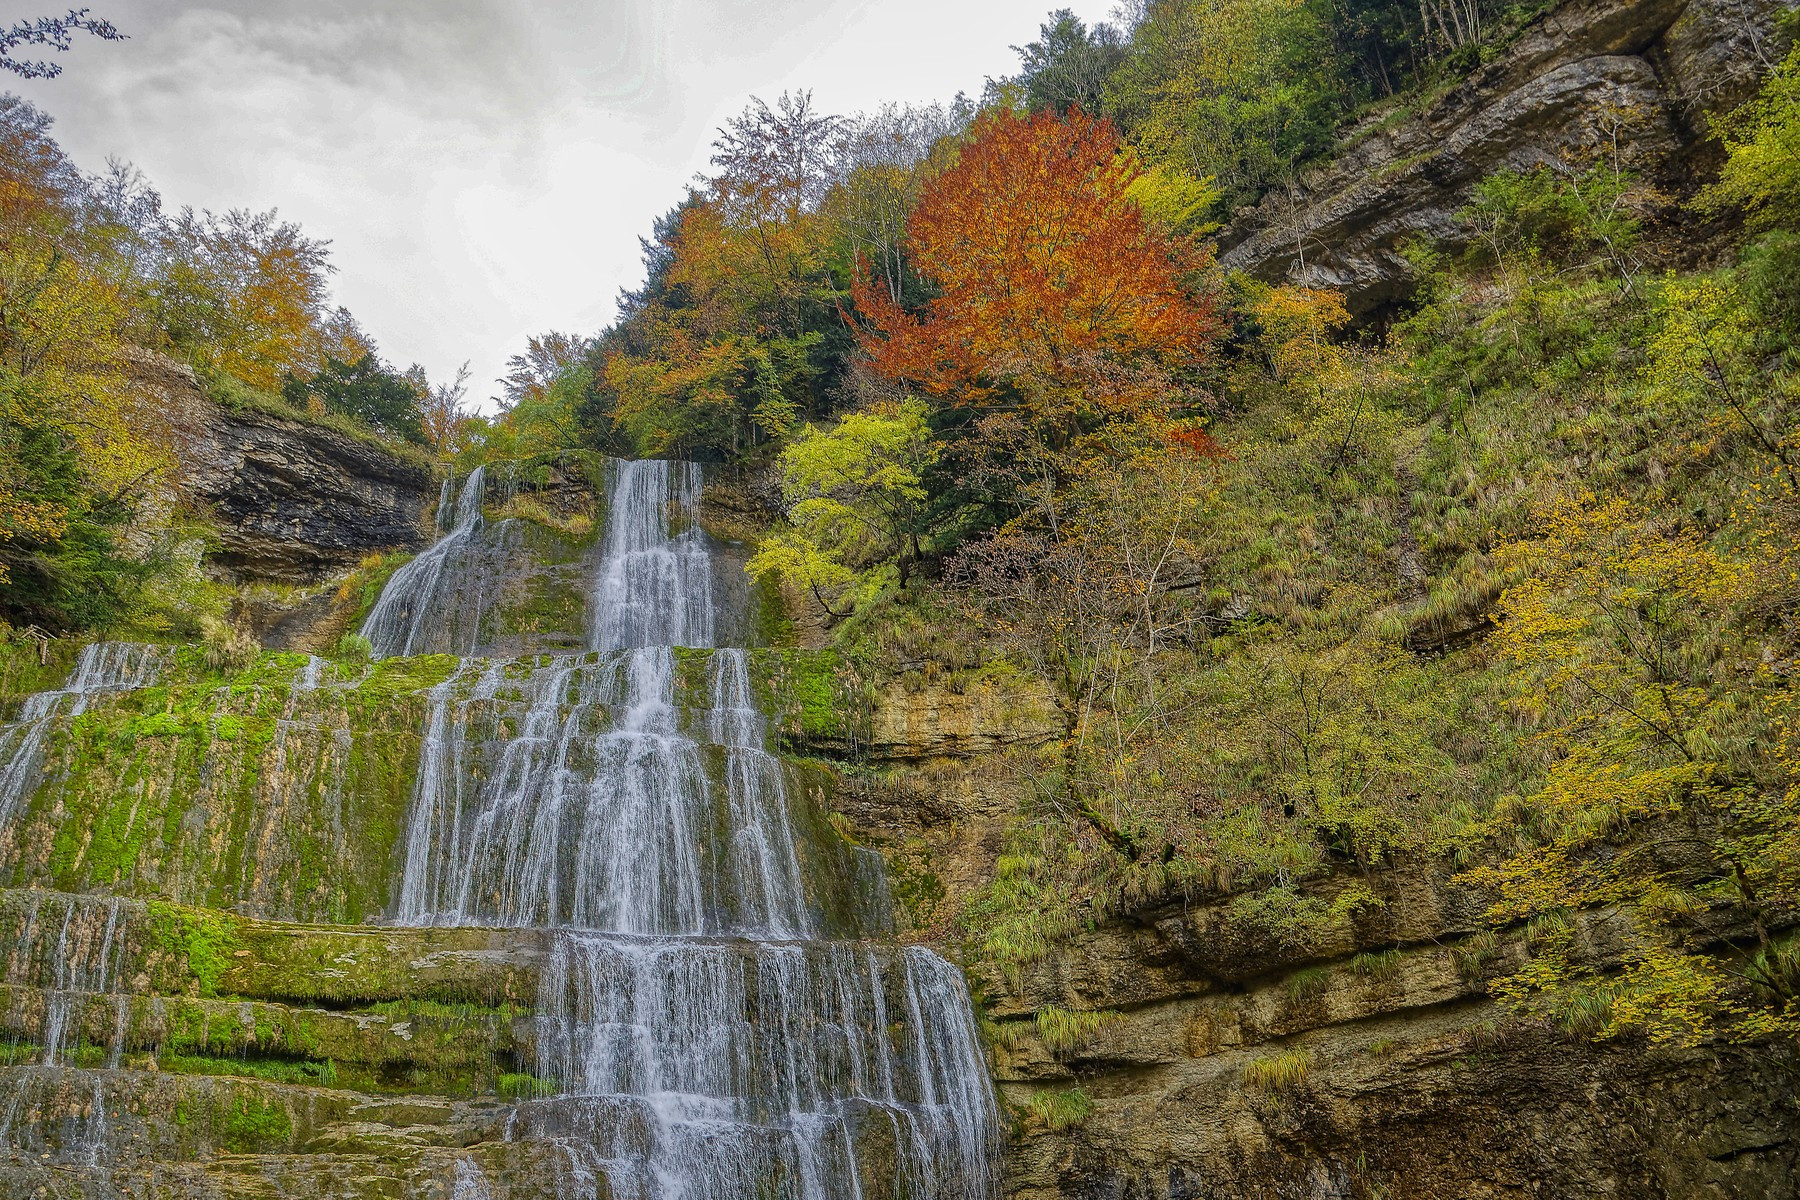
[444,9,1800,1057]
[5,0,1799,1083]
[0,91,462,633]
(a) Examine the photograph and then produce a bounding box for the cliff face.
[991,882,1797,1200]
[129,354,436,585]
[1218,0,1789,317]
[808,679,1800,1200]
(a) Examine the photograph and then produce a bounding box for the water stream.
[372,457,999,1199]
[0,642,167,828]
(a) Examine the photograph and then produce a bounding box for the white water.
[0,893,139,1167]
[361,466,492,658]
[591,458,717,652]
[0,642,167,828]
[374,457,1000,1198]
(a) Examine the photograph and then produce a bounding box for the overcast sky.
[15,1,1115,409]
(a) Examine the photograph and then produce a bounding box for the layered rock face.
[991,880,1798,1200]
[127,353,436,584]
[809,676,1800,1200]
[1218,0,1790,316]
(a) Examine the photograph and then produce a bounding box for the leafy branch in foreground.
[1,10,125,80]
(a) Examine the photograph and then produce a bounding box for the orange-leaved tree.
[851,107,1219,451]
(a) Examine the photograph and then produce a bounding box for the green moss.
[498,1072,554,1100]
[750,648,871,750]
[161,1053,340,1089]
[144,902,243,997]
[8,647,448,920]
[219,1095,294,1153]
[748,570,795,648]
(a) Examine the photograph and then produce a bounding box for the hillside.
[2,0,1799,1196]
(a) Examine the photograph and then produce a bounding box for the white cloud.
[17,0,1117,409]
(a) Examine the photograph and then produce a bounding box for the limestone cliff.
[128,353,436,585]
[807,676,1800,1199]
[1218,0,1791,316]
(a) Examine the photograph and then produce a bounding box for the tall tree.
[1104,0,1346,208]
[501,332,590,407]
[825,102,968,305]
[0,96,164,627]
[419,361,473,456]
[151,207,342,390]
[1011,9,1129,116]
[852,107,1219,450]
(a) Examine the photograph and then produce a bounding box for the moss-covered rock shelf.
[0,885,559,1199]
[0,654,453,923]
[0,642,858,926]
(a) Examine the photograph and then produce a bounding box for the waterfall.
[590,459,716,652]
[37,896,130,1067]
[0,893,138,1168]
[379,457,1000,1198]
[391,648,825,937]
[362,466,495,658]
[0,642,168,827]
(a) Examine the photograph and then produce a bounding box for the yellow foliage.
[1250,284,1351,382]
[1699,43,1800,232]
[1241,1048,1313,1092]
[0,202,175,566]
[1464,485,1800,1046]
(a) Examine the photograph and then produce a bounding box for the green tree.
[1105,0,1346,210]
[1010,9,1129,116]
[748,398,938,615]
[282,354,428,443]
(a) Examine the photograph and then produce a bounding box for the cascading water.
[0,892,140,1168]
[376,458,999,1199]
[0,643,167,827]
[361,466,507,658]
[590,458,717,652]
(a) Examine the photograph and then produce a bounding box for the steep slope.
[1218,0,1788,315]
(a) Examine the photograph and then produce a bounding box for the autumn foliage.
[852,108,1219,442]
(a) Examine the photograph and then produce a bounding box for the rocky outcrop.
[988,870,1800,1200]
[1218,0,1791,316]
[0,889,549,1200]
[129,353,436,583]
[815,666,1800,1197]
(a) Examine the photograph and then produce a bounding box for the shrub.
[1026,1087,1094,1130]
[1242,1048,1314,1093]
[1034,1006,1120,1054]
[332,633,373,667]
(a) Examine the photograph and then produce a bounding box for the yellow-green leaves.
[1701,44,1800,232]
[1467,489,1797,1046]
[747,397,938,618]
